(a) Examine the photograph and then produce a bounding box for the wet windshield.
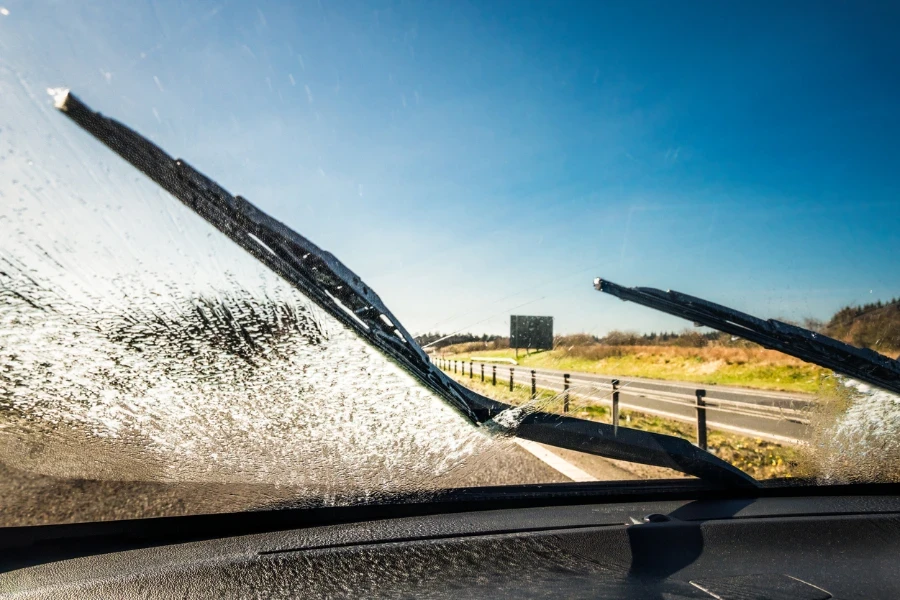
[1,2,899,526]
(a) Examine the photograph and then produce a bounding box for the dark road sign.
[510,315,553,350]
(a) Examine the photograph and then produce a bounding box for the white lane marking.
[513,438,598,482]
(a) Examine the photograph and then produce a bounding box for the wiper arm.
[595,278,900,395]
[55,91,757,488]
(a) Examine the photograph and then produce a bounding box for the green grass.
[441,366,801,480]
[441,347,827,394]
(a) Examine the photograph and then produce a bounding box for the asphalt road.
[443,360,813,444]
[3,403,659,528]
[0,434,643,527]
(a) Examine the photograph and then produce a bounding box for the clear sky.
[2,1,899,337]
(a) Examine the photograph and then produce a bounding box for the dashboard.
[1,487,898,598]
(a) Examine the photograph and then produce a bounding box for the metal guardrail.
[431,357,808,450]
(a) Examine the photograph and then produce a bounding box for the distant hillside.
[824,298,900,353]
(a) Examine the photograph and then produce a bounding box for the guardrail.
[431,357,808,450]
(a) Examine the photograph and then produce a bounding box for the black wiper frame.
[595,278,900,395]
[55,91,757,488]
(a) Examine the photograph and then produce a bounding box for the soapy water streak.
[810,380,900,483]
[0,261,515,504]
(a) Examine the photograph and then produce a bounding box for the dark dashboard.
[1,482,898,599]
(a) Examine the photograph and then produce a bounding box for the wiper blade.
[595,278,900,395]
[55,91,757,488]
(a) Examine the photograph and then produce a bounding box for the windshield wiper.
[594,278,900,395]
[55,91,757,488]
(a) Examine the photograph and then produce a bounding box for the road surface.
[0,434,647,527]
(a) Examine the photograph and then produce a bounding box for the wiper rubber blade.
[55,91,758,488]
[595,277,900,395]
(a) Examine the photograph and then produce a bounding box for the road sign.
[510,315,553,351]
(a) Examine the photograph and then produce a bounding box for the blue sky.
[2,1,899,336]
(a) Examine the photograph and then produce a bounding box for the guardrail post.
[611,379,620,434]
[481,363,485,382]
[531,370,537,400]
[492,365,496,385]
[453,360,457,374]
[563,374,570,413]
[695,389,708,450]
[509,367,515,392]
[469,361,473,379]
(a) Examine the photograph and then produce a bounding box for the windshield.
[2,2,899,527]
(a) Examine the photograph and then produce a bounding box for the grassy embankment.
[440,366,801,480]
[441,345,830,394]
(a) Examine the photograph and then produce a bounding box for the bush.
[553,333,598,348]
[668,330,709,348]
[601,330,643,346]
[564,344,627,360]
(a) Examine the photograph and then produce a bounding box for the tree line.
[422,298,900,352]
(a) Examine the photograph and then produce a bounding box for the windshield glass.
[2,1,899,526]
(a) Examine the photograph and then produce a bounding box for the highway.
[440,359,813,444]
